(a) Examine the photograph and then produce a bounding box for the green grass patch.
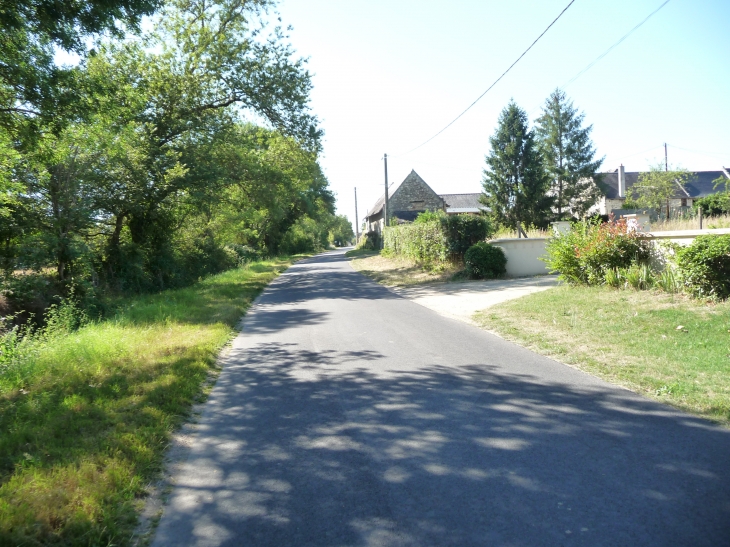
[344,248,378,258]
[474,286,730,426]
[0,257,298,546]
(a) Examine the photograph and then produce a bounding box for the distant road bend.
[152,249,730,547]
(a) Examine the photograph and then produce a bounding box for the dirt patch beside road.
[347,250,558,323]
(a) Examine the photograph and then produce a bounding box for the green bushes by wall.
[384,213,492,266]
[383,221,449,265]
[442,214,494,255]
[546,219,730,300]
[464,242,506,279]
[544,218,651,285]
[676,234,730,299]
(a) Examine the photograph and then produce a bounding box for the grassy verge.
[347,251,461,287]
[0,257,299,546]
[474,285,730,426]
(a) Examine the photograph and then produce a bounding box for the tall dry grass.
[650,214,730,232]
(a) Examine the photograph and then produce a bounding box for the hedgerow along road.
[151,249,730,547]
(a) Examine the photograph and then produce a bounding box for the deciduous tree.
[633,163,692,218]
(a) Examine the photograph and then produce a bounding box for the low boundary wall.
[490,228,730,278]
[490,238,550,277]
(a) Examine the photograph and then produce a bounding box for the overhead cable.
[395,0,577,157]
[560,0,671,90]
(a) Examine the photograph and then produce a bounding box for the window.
[681,198,687,207]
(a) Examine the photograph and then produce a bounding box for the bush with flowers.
[544,216,651,285]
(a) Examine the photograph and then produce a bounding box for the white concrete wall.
[490,238,550,277]
[490,228,730,278]
[644,228,730,247]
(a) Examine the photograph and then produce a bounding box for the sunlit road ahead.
[152,250,730,547]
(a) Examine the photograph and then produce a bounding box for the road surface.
[152,250,730,547]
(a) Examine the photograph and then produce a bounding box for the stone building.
[364,170,484,233]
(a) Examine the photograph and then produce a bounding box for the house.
[593,165,730,216]
[364,170,485,233]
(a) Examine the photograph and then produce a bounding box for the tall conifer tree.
[481,100,552,231]
[535,89,604,219]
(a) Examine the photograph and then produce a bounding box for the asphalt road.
[151,250,730,547]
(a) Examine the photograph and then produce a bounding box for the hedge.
[383,213,493,266]
[383,221,448,265]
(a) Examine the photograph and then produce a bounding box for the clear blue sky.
[276,0,730,230]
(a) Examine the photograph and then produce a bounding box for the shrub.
[413,210,446,224]
[442,214,493,256]
[656,267,680,294]
[383,221,448,266]
[604,268,622,289]
[279,217,328,255]
[694,192,730,216]
[464,242,506,279]
[544,217,651,285]
[676,234,730,299]
[357,230,381,250]
[624,263,654,291]
[386,212,492,266]
[226,244,261,264]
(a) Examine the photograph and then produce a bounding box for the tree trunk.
[109,213,125,250]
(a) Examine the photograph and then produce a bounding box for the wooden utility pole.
[354,187,359,243]
[664,143,668,172]
[383,153,390,230]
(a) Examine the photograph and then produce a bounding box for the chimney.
[618,164,626,199]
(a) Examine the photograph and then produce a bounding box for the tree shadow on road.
[154,342,730,547]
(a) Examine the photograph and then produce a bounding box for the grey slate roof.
[600,169,729,199]
[440,193,485,212]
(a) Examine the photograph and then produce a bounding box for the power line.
[396,0,577,157]
[612,145,664,162]
[665,144,728,163]
[561,0,670,90]
[526,0,671,118]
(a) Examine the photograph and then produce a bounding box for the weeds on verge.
[0,258,294,547]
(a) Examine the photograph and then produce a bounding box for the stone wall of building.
[389,170,445,219]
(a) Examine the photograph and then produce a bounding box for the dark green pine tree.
[535,89,604,220]
[481,100,553,231]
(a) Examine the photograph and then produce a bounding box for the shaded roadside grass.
[347,252,461,287]
[474,285,730,426]
[0,257,298,546]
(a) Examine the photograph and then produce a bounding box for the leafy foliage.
[0,0,341,312]
[413,210,446,224]
[464,242,506,279]
[694,192,730,216]
[441,214,494,255]
[481,101,553,231]
[676,235,730,299]
[535,89,603,219]
[384,213,493,266]
[383,221,449,266]
[544,218,651,285]
[632,163,692,218]
[357,230,381,251]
